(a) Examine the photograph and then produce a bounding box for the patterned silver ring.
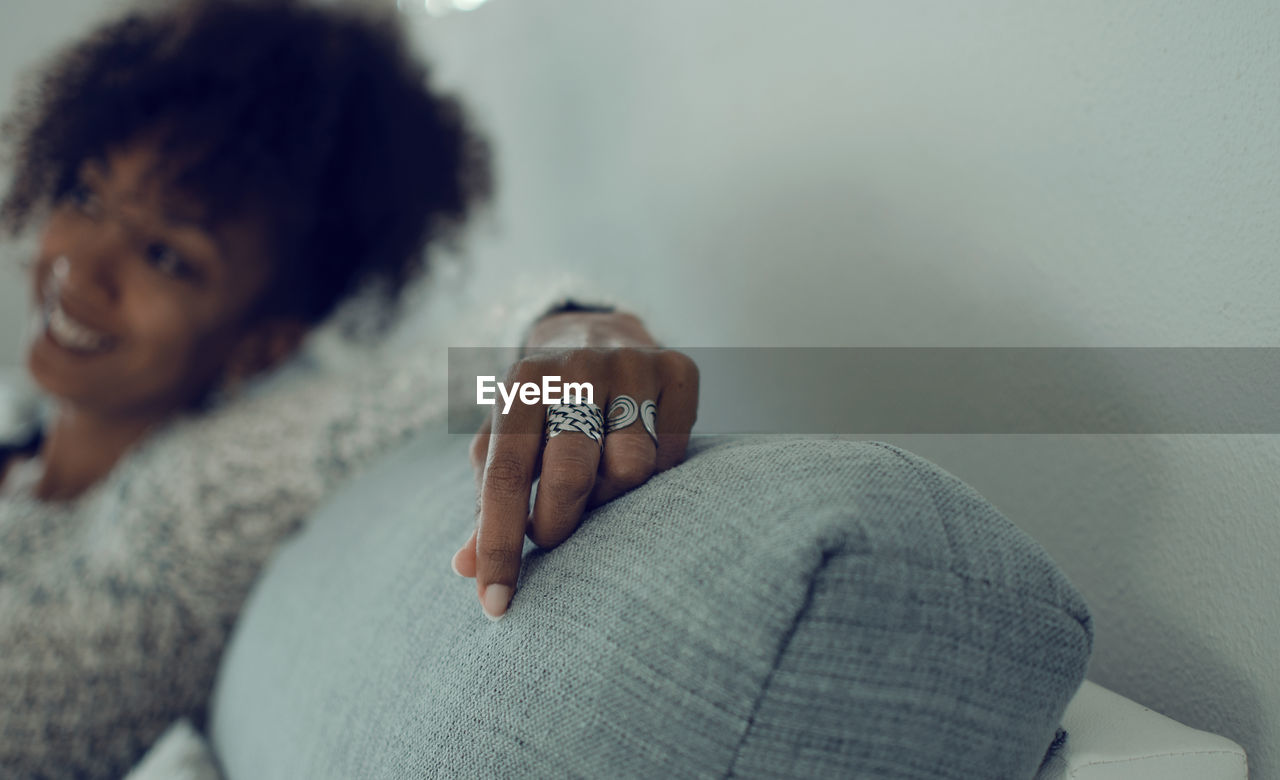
[605,395,640,433]
[544,402,604,447]
[605,395,658,447]
[640,400,658,445]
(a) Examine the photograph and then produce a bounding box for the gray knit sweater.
[0,276,609,778]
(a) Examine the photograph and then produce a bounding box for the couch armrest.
[1035,681,1247,780]
[210,432,1093,778]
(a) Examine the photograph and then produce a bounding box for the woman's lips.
[38,288,117,356]
[36,256,118,356]
[43,301,116,354]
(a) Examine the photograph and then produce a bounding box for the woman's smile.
[33,257,119,356]
[39,297,117,355]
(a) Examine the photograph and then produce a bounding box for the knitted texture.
[211,432,1092,779]
[0,274,606,779]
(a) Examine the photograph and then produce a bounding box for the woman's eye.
[66,183,103,217]
[145,243,198,282]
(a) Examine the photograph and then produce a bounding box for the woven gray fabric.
[210,431,1091,779]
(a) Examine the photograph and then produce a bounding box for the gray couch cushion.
[210,431,1091,779]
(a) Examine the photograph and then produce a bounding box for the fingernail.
[450,548,465,577]
[481,583,512,621]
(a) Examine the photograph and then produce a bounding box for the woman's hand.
[451,312,699,619]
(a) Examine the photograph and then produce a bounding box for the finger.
[528,417,603,548]
[461,416,539,575]
[455,414,492,578]
[469,416,492,488]
[451,527,478,578]
[653,351,699,472]
[473,376,545,620]
[524,368,604,545]
[590,388,660,508]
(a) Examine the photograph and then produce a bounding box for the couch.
[132,427,1245,777]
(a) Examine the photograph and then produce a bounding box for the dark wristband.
[538,300,617,319]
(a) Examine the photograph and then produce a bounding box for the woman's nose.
[59,225,126,303]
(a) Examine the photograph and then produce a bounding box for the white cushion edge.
[125,719,225,780]
[1035,680,1247,780]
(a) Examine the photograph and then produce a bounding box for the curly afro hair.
[0,0,492,325]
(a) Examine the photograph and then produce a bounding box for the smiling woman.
[29,143,284,437]
[0,0,698,776]
[1,0,495,503]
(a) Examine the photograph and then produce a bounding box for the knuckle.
[658,350,699,386]
[484,452,530,496]
[604,441,657,486]
[605,457,654,488]
[608,346,658,380]
[481,543,522,569]
[507,357,544,385]
[607,345,644,367]
[539,460,596,504]
[527,517,575,549]
[560,348,600,377]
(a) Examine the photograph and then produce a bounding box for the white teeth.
[47,304,111,352]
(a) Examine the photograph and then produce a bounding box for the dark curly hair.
[0,0,492,325]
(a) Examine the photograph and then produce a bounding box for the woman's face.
[27,138,290,422]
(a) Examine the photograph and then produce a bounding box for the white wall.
[402,0,1280,774]
[2,0,1276,774]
